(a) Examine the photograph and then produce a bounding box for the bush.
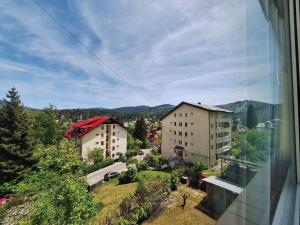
[137,161,148,171]
[144,155,161,170]
[84,159,114,174]
[118,167,137,184]
[87,148,104,164]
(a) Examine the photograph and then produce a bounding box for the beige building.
[66,116,127,161]
[161,102,232,167]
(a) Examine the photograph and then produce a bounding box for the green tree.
[0,88,35,185]
[16,139,96,225]
[133,117,147,148]
[32,105,65,146]
[126,133,142,157]
[246,104,258,129]
[87,147,104,164]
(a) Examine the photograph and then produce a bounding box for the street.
[87,162,127,189]
[133,148,152,161]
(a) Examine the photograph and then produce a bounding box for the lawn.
[92,179,137,224]
[92,170,214,225]
[92,170,170,224]
[143,185,215,225]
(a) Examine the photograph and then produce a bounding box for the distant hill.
[58,104,175,121]
[0,98,279,124]
[217,100,281,125]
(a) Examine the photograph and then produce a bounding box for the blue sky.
[0,0,279,109]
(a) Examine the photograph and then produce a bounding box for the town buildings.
[161,102,232,167]
[66,116,127,160]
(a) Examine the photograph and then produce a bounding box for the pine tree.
[246,104,258,129]
[0,88,35,184]
[133,117,148,148]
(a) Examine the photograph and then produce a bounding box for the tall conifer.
[0,88,35,184]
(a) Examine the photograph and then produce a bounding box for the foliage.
[144,155,161,170]
[83,159,114,174]
[246,104,258,129]
[233,129,271,163]
[133,117,148,148]
[14,139,96,225]
[116,152,125,162]
[32,105,66,146]
[0,88,35,185]
[185,160,206,188]
[118,166,137,184]
[107,175,171,225]
[170,167,185,191]
[126,133,142,157]
[87,147,104,164]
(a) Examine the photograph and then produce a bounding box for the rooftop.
[202,176,243,194]
[65,116,125,138]
[161,101,232,120]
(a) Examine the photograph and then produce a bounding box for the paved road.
[133,148,152,161]
[87,162,127,187]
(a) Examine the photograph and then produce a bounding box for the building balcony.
[216,145,231,154]
[216,136,231,143]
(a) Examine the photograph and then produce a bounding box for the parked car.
[138,150,144,155]
[104,171,120,181]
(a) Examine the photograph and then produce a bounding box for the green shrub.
[84,159,114,174]
[118,167,137,184]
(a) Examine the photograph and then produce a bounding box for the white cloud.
[0,0,276,108]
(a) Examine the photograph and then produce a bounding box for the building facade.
[66,116,127,160]
[161,102,232,167]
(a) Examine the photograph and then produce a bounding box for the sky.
[0,0,280,109]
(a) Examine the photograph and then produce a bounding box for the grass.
[143,185,215,225]
[92,171,215,225]
[137,170,170,179]
[92,170,170,224]
[92,179,137,224]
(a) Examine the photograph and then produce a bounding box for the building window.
[174,113,176,117]
[101,133,104,137]
[179,141,182,145]
[113,125,115,129]
[112,139,115,143]
[117,145,119,148]
[191,122,194,126]
[101,125,104,130]
[185,142,188,147]
[174,131,176,135]
[112,154,115,157]
[179,122,182,126]
[95,142,99,145]
[179,131,182,136]
[191,112,193,116]
[113,132,116,136]
[179,113,182,117]
[185,122,188,127]
[174,122,176,126]
[211,134,214,139]
[112,146,115,151]
[101,141,104,146]
[117,138,119,141]
[185,132,187,137]
[96,133,99,136]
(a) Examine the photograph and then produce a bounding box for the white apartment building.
[66,116,127,160]
[161,102,232,167]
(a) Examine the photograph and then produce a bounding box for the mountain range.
[0,99,280,124]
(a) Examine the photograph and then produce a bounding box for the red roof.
[66,116,111,138]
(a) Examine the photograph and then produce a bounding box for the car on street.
[104,171,120,181]
[138,150,144,155]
